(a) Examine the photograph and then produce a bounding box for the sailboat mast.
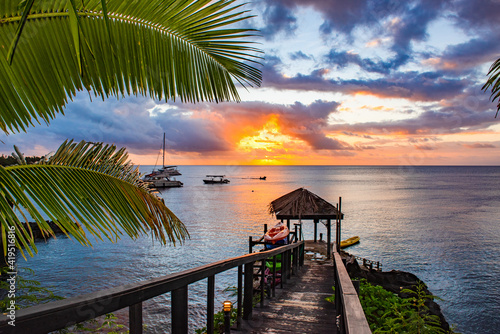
[163,133,165,168]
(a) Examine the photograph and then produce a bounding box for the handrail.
[333,245,371,334]
[0,241,305,334]
[353,255,382,271]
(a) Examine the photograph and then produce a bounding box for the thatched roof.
[268,187,343,220]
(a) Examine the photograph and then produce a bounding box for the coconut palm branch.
[483,57,500,117]
[0,0,262,134]
[0,140,189,258]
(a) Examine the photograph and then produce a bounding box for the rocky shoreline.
[341,250,450,332]
[303,241,450,332]
[21,221,67,240]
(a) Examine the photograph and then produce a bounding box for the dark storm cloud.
[263,58,469,102]
[449,0,500,30]
[279,101,351,150]
[325,50,408,75]
[0,94,231,156]
[257,0,453,71]
[259,0,298,40]
[432,37,500,74]
[152,109,230,152]
[388,0,447,53]
[329,103,498,137]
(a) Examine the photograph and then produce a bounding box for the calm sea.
[22,166,500,333]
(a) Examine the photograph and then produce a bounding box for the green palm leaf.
[483,57,500,117]
[0,0,262,134]
[0,140,189,258]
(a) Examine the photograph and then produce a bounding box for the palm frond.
[0,140,189,258]
[482,57,500,117]
[0,0,263,134]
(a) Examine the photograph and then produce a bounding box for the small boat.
[340,236,360,249]
[143,175,183,188]
[264,222,289,249]
[203,175,230,184]
[259,176,266,180]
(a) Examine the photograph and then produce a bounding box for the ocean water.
[21,166,500,333]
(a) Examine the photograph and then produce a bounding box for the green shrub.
[327,279,458,334]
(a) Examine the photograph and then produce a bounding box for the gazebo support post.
[286,219,290,231]
[327,219,331,259]
[336,198,342,253]
[314,219,318,242]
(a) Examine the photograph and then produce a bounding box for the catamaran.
[143,133,183,188]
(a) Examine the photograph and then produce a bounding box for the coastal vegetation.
[483,57,500,116]
[0,0,262,258]
[327,279,458,334]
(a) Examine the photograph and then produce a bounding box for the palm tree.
[0,0,262,258]
[2,140,189,258]
[483,57,500,117]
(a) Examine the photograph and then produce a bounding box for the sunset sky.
[2,0,500,165]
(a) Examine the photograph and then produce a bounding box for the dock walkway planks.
[240,258,337,333]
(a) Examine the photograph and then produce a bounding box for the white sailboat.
[143,133,183,188]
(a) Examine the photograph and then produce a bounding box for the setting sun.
[237,116,300,152]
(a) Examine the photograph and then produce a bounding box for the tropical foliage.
[0,0,262,134]
[0,0,263,257]
[326,279,456,334]
[1,140,189,258]
[483,57,500,117]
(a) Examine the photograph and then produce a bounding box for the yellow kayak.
[340,236,360,249]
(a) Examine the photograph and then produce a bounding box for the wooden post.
[281,251,287,284]
[338,197,342,253]
[260,260,265,306]
[327,219,331,259]
[237,265,242,330]
[314,219,318,242]
[335,204,339,253]
[243,262,254,320]
[272,256,277,297]
[248,236,252,254]
[293,246,299,275]
[299,242,305,266]
[264,224,268,234]
[207,276,215,334]
[286,219,290,231]
[129,302,143,334]
[287,250,292,279]
[172,286,188,334]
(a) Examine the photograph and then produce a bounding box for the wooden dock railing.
[333,245,371,334]
[0,241,305,334]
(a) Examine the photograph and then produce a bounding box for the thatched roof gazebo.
[268,188,343,259]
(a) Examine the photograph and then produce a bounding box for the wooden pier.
[0,240,370,334]
[240,254,336,333]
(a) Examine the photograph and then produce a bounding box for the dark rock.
[343,253,450,332]
[22,221,67,240]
